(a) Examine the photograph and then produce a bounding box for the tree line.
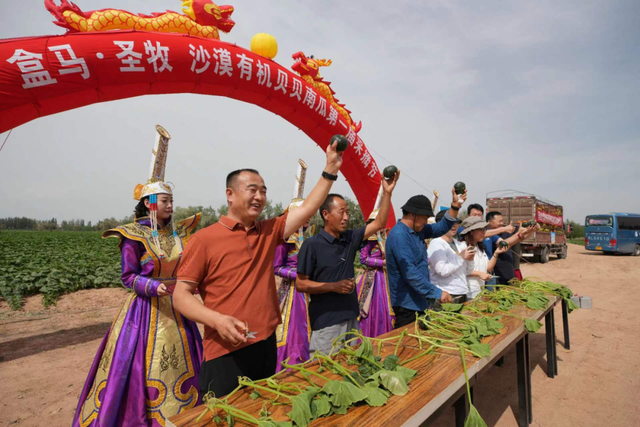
[0,198,367,233]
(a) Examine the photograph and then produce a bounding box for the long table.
[168,297,568,427]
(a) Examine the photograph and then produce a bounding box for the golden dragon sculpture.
[44,0,235,40]
[292,52,361,133]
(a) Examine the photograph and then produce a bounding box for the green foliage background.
[0,198,366,309]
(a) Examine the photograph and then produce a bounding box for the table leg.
[516,336,530,427]
[551,308,558,375]
[545,311,555,378]
[561,300,571,350]
[454,388,471,427]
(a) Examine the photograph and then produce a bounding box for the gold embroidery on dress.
[100,344,114,373]
[160,344,180,372]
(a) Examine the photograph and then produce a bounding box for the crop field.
[0,231,122,309]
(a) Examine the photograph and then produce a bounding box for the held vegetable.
[454,181,466,195]
[499,241,509,248]
[383,165,398,180]
[330,134,349,152]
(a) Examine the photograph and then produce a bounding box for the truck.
[486,190,567,263]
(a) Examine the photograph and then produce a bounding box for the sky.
[1,0,639,224]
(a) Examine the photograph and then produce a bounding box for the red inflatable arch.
[0,31,394,225]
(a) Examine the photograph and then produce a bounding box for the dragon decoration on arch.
[44,0,235,39]
[42,2,361,133]
[292,52,362,133]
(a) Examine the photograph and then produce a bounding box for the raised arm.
[363,172,400,240]
[486,221,516,237]
[497,224,538,248]
[421,187,467,240]
[284,141,343,238]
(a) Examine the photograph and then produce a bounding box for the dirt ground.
[1,244,639,427]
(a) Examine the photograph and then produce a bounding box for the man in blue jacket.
[386,187,466,328]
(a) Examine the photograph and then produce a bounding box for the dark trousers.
[199,333,277,398]
[393,306,424,329]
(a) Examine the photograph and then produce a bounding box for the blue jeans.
[485,277,497,291]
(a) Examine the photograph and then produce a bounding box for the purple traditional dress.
[357,237,395,338]
[273,228,313,370]
[73,215,202,427]
[74,125,203,427]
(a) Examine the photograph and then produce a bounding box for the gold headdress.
[133,125,173,201]
[133,125,181,259]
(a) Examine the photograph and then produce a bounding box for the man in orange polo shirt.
[173,142,343,397]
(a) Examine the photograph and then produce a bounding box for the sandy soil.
[1,244,639,427]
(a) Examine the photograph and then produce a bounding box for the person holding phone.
[296,172,400,355]
[459,216,536,298]
[427,211,476,308]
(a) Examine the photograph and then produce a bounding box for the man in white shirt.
[427,211,475,306]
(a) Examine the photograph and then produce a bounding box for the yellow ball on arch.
[250,33,278,60]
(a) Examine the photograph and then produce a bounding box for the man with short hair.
[296,172,400,355]
[173,142,344,397]
[467,203,485,218]
[386,187,467,328]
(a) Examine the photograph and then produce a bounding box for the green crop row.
[0,231,122,310]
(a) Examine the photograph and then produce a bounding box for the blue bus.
[585,213,640,256]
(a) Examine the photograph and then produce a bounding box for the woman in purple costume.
[73,126,203,427]
[273,222,313,370]
[357,230,395,337]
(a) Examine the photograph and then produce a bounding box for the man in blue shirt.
[386,187,467,328]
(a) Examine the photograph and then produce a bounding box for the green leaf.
[259,402,271,418]
[395,366,417,382]
[286,387,318,427]
[213,415,223,425]
[330,404,349,415]
[383,355,400,371]
[524,318,543,333]
[467,343,491,358]
[355,337,374,359]
[566,298,579,313]
[321,380,368,407]
[461,334,481,346]
[344,372,365,387]
[226,413,235,427]
[367,370,410,396]
[464,404,488,427]
[358,363,374,379]
[441,303,464,313]
[258,421,293,427]
[311,394,332,418]
[250,390,262,400]
[525,293,549,310]
[363,383,390,407]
